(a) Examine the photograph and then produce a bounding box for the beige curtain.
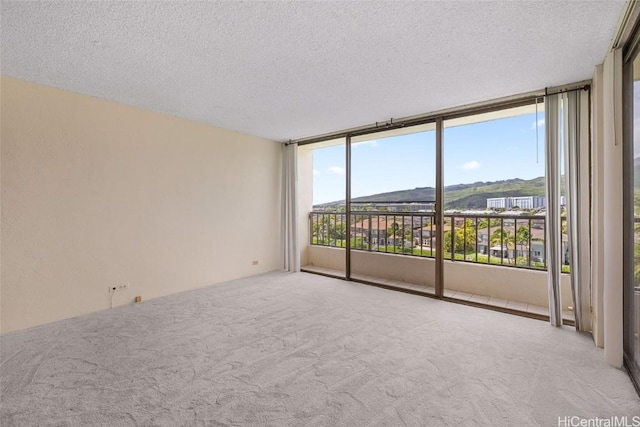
[282,143,300,272]
[545,93,563,326]
[562,90,591,331]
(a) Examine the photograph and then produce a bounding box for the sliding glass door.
[302,94,580,328]
[442,104,554,317]
[305,138,347,278]
[349,125,437,294]
[624,43,640,390]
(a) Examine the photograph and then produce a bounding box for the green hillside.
[318,176,547,209]
[443,177,546,209]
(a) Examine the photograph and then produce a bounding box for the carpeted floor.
[1,271,639,426]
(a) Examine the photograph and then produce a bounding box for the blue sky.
[312,112,545,205]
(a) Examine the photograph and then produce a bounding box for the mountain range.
[317,176,548,210]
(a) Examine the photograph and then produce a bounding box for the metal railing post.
[500,217,504,265]
[528,218,532,267]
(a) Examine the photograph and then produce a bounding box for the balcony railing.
[309,210,569,272]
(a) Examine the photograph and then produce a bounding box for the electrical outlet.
[108,283,130,293]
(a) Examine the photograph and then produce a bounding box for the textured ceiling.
[0,1,626,141]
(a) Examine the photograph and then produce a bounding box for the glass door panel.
[303,138,347,278]
[625,48,640,389]
[349,124,436,295]
[442,104,549,314]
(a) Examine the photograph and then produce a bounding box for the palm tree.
[515,226,530,265]
[386,222,403,251]
[490,229,515,263]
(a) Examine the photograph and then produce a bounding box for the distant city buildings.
[486,196,546,210]
[315,196,568,212]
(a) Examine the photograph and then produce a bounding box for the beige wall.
[308,246,346,273]
[352,250,435,288]
[1,76,282,333]
[308,246,572,310]
[444,260,572,310]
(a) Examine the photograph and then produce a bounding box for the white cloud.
[327,166,345,175]
[313,169,320,176]
[459,160,480,170]
[530,119,545,130]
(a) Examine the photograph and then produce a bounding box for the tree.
[443,219,476,257]
[515,226,530,265]
[458,219,477,254]
[312,215,329,245]
[314,213,347,246]
[490,228,515,263]
[386,221,413,251]
[328,219,346,241]
[477,218,501,230]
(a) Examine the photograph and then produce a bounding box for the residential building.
[487,196,546,209]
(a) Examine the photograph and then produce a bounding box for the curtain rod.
[289,82,590,147]
[544,84,590,97]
